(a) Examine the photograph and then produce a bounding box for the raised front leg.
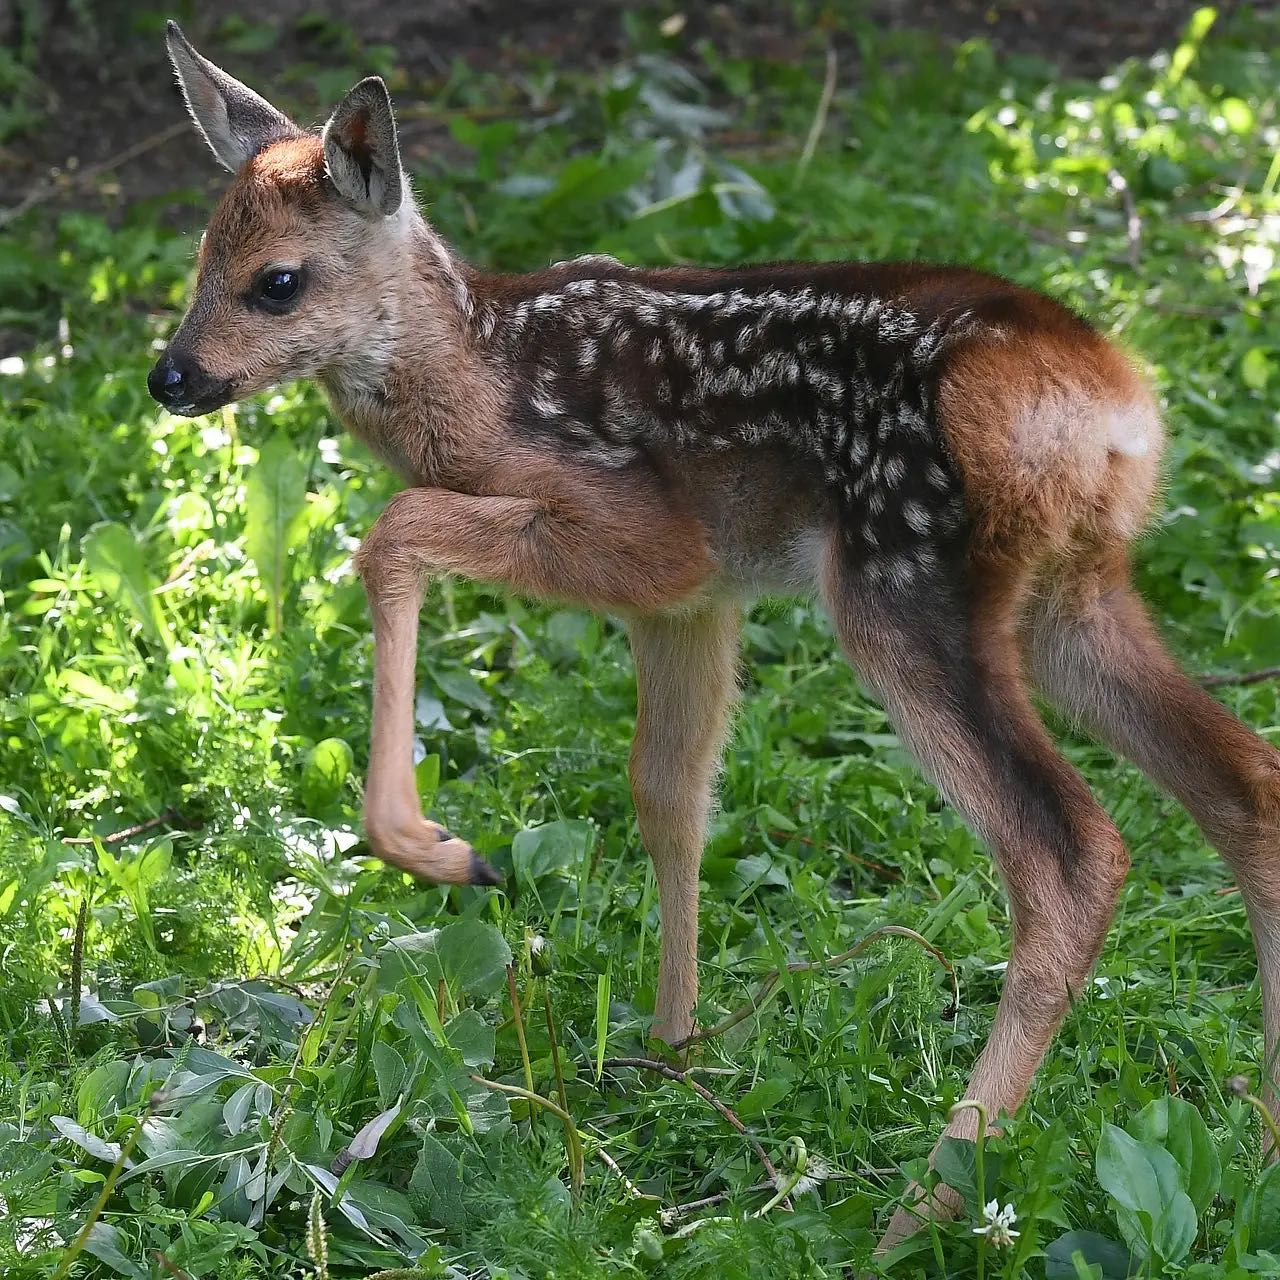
[628,605,742,1045]
[354,482,712,885]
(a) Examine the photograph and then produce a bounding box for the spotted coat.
[466,257,1008,590]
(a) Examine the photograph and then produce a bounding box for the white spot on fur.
[1106,403,1154,457]
[903,500,931,535]
[925,461,952,491]
[530,389,565,418]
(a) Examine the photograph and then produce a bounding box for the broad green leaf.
[50,1115,127,1166]
[378,919,512,998]
[446,1008,496,1069]
[1242,347,1273,391]
[77,1060,130,1127]
[1045,1231,1134,1279]
[301,1163,386,1243]
[222,1081,258,1136]
[736,1077,791,1119]
[512,820,593,888]
[1152,1190,1197,1265]
[411,1133,468,1229]
[432,666,493,713]
[1132,1097,1220,1215]
[371,1039,407,1107]
[1254,1161,1280,1250]
[82,1222,147,1279]
[82,521,173,649]
[243,433,307,635]
[60,668,133,714]
[116,1147,208,1184]
[1097,1123,1172,1218]
[1097,1124,1196,1263]
[302,736,354,812]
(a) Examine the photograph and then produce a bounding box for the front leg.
[354,481,712,885]
[628,605,741,1044]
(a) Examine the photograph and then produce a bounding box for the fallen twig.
[593,1144,656,1201]
[661,1181,777,1224]
[601,1056,789,1206]
[62,808,187,846]
[796,47,838,177]
[1,122,188,229]
[679,924,959,1049]
[1201,666,1280,689]
[1108,167,1142,269]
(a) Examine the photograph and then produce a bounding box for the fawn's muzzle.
[147,351,231,416]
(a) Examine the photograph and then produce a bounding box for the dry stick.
[1201,666,1280,689]
[796,46,838,177]
[1108,167,1143,269]
[152,1252,194,1280]
[1,121,188,229]
[594,1144,654,1201]
[680,925,958,1050]
[601,1057,788,1205]
[661,1181,777,1223]
[62,808,185,846]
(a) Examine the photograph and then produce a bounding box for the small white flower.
[973,1199,1020,1248]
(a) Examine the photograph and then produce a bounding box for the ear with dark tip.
[322,76,404,216]
[165,20,300,171]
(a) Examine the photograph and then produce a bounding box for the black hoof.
[469,853,504,886]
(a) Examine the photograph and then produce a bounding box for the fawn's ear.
[165,20,300,171]
[323,77,404,216]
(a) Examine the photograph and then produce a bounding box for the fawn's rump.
[936,321,1164,570]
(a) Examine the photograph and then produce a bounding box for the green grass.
[3,6,1280,1277]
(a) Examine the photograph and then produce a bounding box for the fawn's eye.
[256,268,302,309]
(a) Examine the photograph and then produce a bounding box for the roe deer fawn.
[152,23,1280,1247]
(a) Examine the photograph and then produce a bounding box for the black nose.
[148,354,188,406]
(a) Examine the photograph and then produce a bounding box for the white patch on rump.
[1105,402,1156,458]
[1009,389,1161,476]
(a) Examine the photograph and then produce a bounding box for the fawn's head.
[150,23,432,416]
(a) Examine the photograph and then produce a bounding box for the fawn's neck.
[319,217,508,488]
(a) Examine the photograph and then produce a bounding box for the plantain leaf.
[243,434,308,635]
[82,521,173,649]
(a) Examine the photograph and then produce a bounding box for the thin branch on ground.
[1200,666,1280,689]
[1,122,188,228]
[1108,167,1142,268]
[796,47,838,177]
[600,1056,789,1205]
[592,1144,656,1201]
[62,808,187,846]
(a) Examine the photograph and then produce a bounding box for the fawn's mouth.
[164,387,234,417]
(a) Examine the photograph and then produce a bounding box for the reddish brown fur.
[159,47,1280,1257]
[939,324,1162,562]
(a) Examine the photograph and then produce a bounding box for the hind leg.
[1029,550,1280,1120]
[823,552,1132,1251]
